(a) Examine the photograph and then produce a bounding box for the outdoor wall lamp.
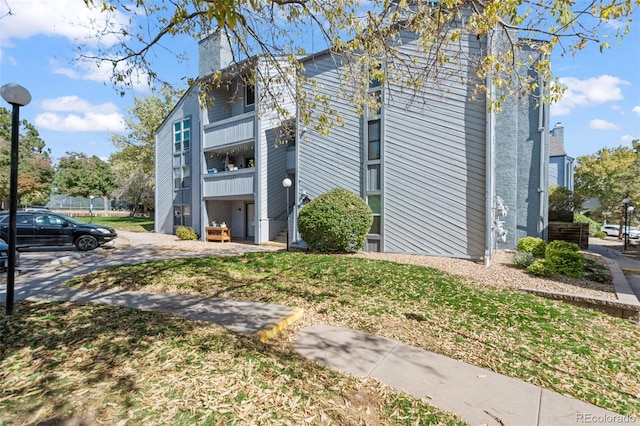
[1,83,31,315]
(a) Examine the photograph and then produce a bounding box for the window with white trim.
[174,205,191,227]
[245,83,255,108]
[173,118,191,152]
[365,85,382,251]
[173,165,191,189]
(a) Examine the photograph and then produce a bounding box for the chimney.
[198,29,233,78]
[551,122,564,144]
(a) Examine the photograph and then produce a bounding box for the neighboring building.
[156,27,550,262]
[548,122,575,190]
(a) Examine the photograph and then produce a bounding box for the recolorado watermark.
[576,413,638,424]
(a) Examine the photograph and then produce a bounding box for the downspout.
[293,66,301,245]
[484,33,496,267]
[537,71,548,240]
[254,63,263,244]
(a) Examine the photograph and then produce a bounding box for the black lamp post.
[282,177,292,251]
[1,83,31,315]
[623,196,630,251]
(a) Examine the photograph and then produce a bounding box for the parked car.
[0,241,19,271]
[601,225,620,237]
[600,224,640,239]
[0,211,117,251]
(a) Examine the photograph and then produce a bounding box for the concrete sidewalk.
[294,324,633,426]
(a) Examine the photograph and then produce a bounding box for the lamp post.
[623,197,630,251]
[89,195,95,223]
[282,177,292,251]
[1,83,31,315]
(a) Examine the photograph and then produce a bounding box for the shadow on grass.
[0,300,309,424]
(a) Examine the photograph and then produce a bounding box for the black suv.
[0,211,117,251]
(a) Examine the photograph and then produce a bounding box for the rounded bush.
[516,236,546,258]
[593,230,607,239]
[526,259,555,277]
[176,226,199,241]
[545,240,584,278]
[297,188,373,253]
[545,239,580,254]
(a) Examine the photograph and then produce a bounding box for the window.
[367,120,381,160]
[173,166,191,189]
[173,118,191,152]
[174,205,192,227]
[364,83,383,249]
[245,83,255,107]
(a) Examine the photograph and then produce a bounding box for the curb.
[255,307,304,342]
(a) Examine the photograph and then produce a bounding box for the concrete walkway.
[2,233,638,425]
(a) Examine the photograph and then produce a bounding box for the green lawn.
[75,216,154,232]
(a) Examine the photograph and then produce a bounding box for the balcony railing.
[203,112,255,150]
[202,168,256,198]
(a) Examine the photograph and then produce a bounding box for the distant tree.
[574,146,640,231]
[110,85,179,212]
[0,107,54,207]
[110,169,154,215]
[548,186,581,222]
[55,152,115,210]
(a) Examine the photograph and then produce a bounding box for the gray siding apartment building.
[156,28,550,263]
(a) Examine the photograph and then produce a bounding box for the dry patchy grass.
[1,301,464,425]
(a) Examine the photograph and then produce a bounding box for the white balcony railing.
[203,112,255,150]
[202,168,256,198]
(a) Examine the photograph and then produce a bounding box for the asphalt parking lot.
[13,244,118,277]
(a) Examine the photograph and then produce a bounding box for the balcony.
[203,112,255,150]
[202,168,256,198]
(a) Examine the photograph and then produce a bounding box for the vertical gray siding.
[384,31,487,258]
[256,59,297,242]
[297,54,363,199]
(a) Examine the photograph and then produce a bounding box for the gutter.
[537,71,548,240]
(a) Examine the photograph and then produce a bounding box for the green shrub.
[546,239,580,253]
[593,230,607,239]
[512,251,535,269]
[526,259,555,277]
[176,226,199,241]
[573,213,600,236]
[516,236,546,258]
[545,240,584,278]
[298,188,373,253]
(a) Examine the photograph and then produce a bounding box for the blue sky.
[1,0,639,164]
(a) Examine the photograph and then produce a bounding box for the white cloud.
[588,119,620,130]
[35,96,125,132]
[40,96,119,114]
[50,56,151,90]
[552,75,629,116]
[0,0,132,47]
[633,106,640,116]
[621,135,636,144]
